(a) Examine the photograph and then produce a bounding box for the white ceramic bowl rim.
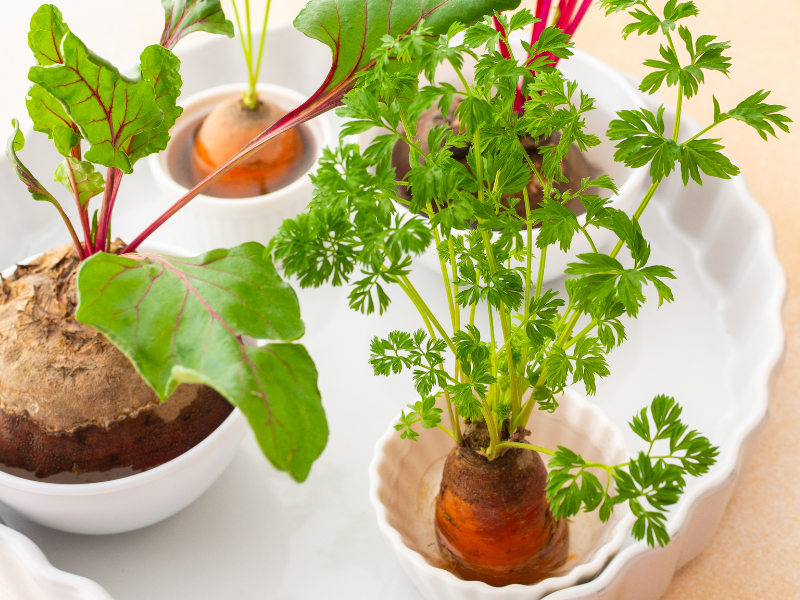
[0,241,244,497]
[151,81,332,209]
[369,389,636,596]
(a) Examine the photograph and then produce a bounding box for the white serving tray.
[0,521,112,600]
[0,24,784,600]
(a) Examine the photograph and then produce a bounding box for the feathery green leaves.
[547,395,717,547]
[712,91,792,141]
[270,4,783,547]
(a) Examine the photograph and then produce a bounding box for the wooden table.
[0,1,797,598]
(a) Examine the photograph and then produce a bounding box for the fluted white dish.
[0,521,114,599]
[0,21,784,600]
[149,83,334,254]
[369,389,634,600]
[0,243,248,535]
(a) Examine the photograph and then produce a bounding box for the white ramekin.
[0,242,248,535]
[149,83,335,254]
[392,47,649,283]
[369,389,634,600]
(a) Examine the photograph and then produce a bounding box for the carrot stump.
[191,94,304,198]
[434,423,569,586]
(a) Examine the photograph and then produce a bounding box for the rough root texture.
[435,421,569,586]
[0,243,232,478]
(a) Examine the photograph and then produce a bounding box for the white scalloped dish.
[0,23,785,600]
[0,522,113,600]
[370,390,636,600]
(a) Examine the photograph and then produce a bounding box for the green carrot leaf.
[621,9,663,38]
[639,44,681,95]
[370,330,416,376]
[546,446,604,519]
[680,137,739,185]
[75,242,328,482]
[712,91,792,141]
[532,197,581,252]
[464,22,500,50]
[599,0,643,15]
[395,410,422,441]
[412,396,444,429]
[662,1,699,27]
[608,108,680,181]
[507,9,538,34]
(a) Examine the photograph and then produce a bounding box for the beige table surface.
[1,1,798,598]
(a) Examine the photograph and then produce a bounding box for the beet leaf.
[295,0,522,103]
[29,33,164,174]
[6,121,84,257]
[75,242,327,482]
[159,0,235,50]
[26,85,80,157]
[127,45,185,165]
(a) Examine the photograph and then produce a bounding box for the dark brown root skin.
[434,422,569,586]
[0,387,232,479]
[191,94,304,197]
[392,102,591,221]
[0,243,233,479]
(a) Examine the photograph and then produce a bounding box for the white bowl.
[0,522,114,599]
[394,47,649,282]
[149,83,335,254]
[369,389,634,600]
[0,242,248,535]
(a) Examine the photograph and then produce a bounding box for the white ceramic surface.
[0,23,784,600]
[0,242,248,535]
[150,82,334,254]
[0,522,114,600]
[370,389,634,600]
[393,45,649,281]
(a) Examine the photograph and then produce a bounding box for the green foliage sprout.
[272,1,787,543]
[230,0,273,109]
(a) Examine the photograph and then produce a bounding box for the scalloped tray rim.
[571,169,786,597]
[0,522,114,600]
[0,25,785,600]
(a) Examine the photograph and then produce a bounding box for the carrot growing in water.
[189,0,306,197]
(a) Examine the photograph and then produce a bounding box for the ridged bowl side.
[369,390,635,600]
